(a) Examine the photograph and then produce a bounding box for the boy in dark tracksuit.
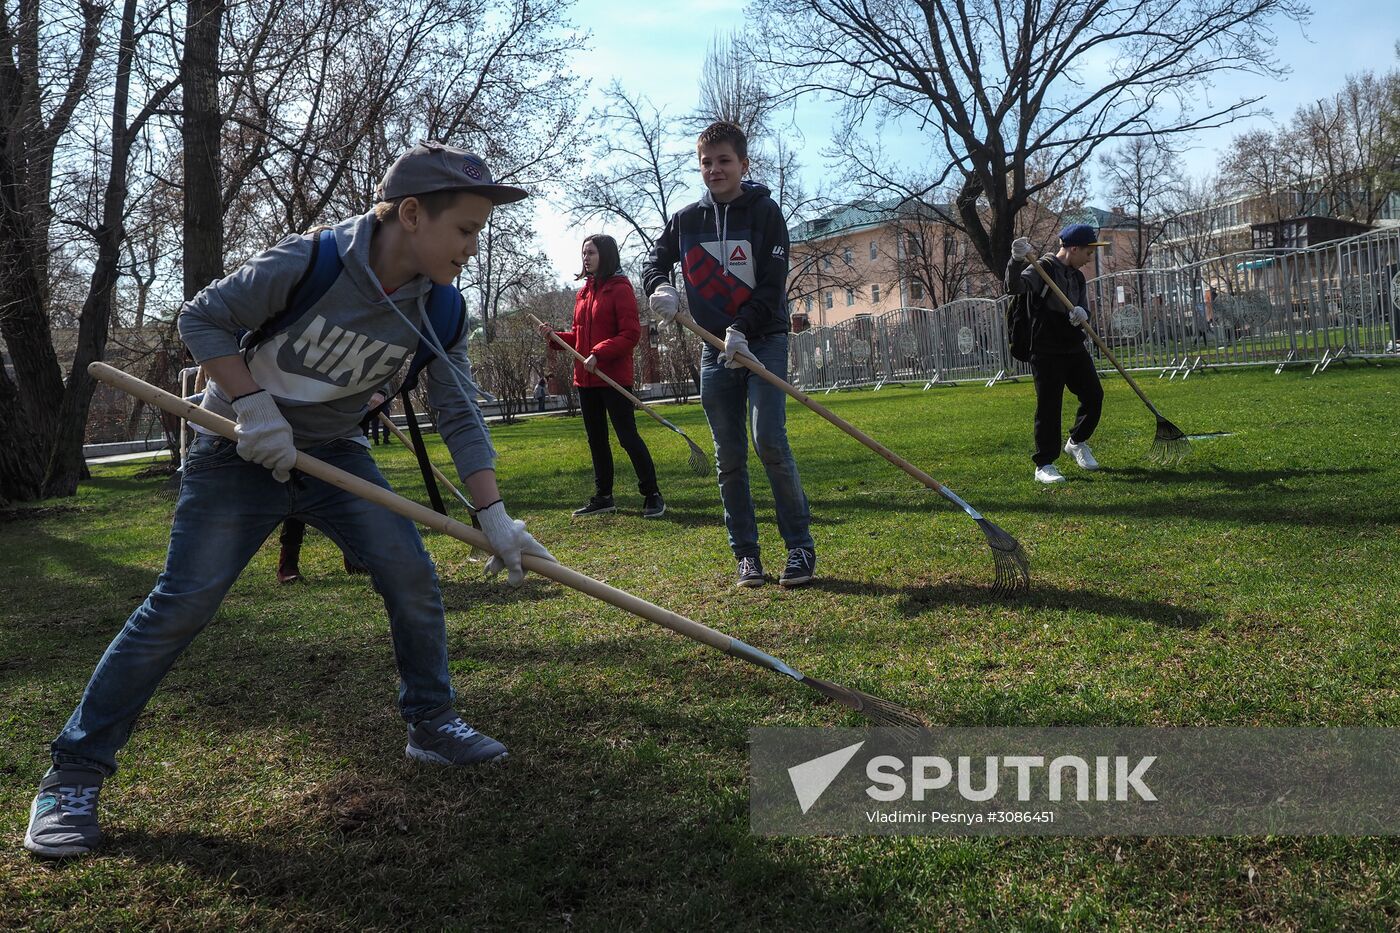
[1005,223,1106,483]
[642,121,815,588]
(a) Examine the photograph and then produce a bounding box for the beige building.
[787,197,1066,329]
[787,199,976,329]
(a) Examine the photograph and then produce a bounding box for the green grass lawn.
[3,361,1399,930]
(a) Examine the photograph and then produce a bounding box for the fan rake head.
[975,517,1030,595]
[685,438,711,477]
[1149,417,1192,466]
[800,675,929,728]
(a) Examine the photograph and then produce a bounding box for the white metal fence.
[789,227,1400,389]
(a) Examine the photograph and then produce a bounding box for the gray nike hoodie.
[178,210,495,478]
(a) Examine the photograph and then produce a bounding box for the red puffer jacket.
[553,273,641,389]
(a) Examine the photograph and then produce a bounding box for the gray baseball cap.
[376,142,529,205]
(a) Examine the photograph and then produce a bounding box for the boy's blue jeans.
[699,332,814,560]
[51,435,455,776]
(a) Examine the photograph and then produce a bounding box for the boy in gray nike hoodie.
[25,144,554,860]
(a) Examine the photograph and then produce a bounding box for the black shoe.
[736,556,765,588]
[779,547,816,587]
[572,495,616,517]
[642,493,665,519]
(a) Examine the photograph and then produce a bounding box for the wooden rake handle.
[528,312,677,431]
[1027,259,1161,414]
[375,412,473,512]
[672,315,950,495]
[88,362,747,658]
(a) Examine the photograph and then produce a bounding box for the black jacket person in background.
[1006,224,1106,484]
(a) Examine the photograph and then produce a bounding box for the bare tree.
[470,312,546,423]
[747,0,1308,281]
[1286,69,1400,225]
[1,0,181,500]
[888,200,988,305]
[44,0,183,495]
[1097,136,1185,270]
[0,0,104,503]
[1220,128,1305,227]
[1160,174,1236,267]
[566,81,692,260]
[469,209,555,330]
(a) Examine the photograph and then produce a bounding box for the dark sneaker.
[24,768,104,858]
[779,547,817,587]
[572,495,615,517]
[406,709,508,766]
[642,493,666,519]
[736,556,765,588]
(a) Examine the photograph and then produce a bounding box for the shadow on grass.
[857,464,1397,529]
[1096,464,1376,491]
[805,577,1211,629]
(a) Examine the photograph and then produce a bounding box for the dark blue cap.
[1058,224,1107,247]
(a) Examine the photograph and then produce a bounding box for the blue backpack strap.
[400,284,467,391]
[240,228,342,350]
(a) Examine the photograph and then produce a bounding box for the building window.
[870,241,878,260]
[910,281,924,300]
[845,288,855,306]
[871,284,881,303]
[943,232,956,255]
[824,291,833,310]
[906,233,919,255]
[805,297,813,313]
[823,255,832,270]
[843,245,853,265]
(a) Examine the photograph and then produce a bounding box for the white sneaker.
[1034,464,1067,484]
[1064,439,1099,470]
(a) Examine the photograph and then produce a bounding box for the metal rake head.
[1149,418,1192,466]
[975,517,1030,595]
[800,675,929,728]
[685,438,711,477]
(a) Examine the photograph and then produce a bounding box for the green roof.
[791,197,956,242]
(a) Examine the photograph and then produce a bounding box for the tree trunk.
[182,0,225,301]
[0,0,104,501]
[0,363,46,504]
[42,0,141,496]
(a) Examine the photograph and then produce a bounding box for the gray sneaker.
[406,709,508,766]
[736,556,765,588]
[24,768,105,858]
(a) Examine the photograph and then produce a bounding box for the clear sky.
[532,0,1400,280]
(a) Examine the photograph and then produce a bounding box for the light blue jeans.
[700,332,814,560]
[51,435,454,775]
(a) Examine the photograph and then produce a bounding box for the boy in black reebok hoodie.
[642,121,815,589]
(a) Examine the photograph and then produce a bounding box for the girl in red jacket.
[541,234,664,518]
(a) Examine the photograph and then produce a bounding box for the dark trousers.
[1031,350,1103,466]
[578,385,659,498]
[279,517,305,555]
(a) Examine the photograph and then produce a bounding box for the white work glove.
[582,353,599,373]
[649,284,680,324]
[720,326,750,369]
[230,390,297,482]
[1068,306,1089,327]
[1011,237,1033,261]
[475,500,556,587]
